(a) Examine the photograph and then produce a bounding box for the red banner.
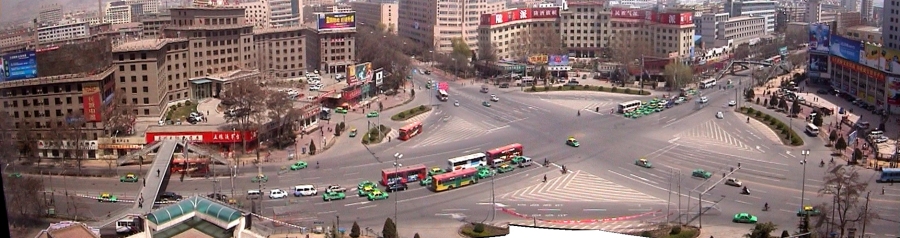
[146,131,258,144]
[82,82,102,122]
[656,12,693,25]
[610,8,646,19]
[341,87,362,100]
[831,56,885,82]
[480,7,559,25]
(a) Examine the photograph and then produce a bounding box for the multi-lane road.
[41,65,900,237]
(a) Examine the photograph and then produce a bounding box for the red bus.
[170,158,210,177]
[398,121,423,141]
[485,143,524,167]
[381,163,427,185]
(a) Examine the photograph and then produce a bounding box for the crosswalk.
[410,116,492,148]
[674,120,754,151]
[403,110,433,123]
[541,99,617,113]
[497,170,664,203]
[485,220,659,234]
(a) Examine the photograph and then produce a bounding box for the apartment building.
[306,27,355,74]
[39,4,65,26]
[351,1,399,34]
[701,13,766,48]
[112,38,191,116]
[398,0,505,52]
[700,13,731,47]
[36,21,92,46]
[254,26,309,78]
[141,14,171,38]
[161,7,257,76]
[608,8,696,58]
[559,2,609,58]
[0,29,32,54]
[845,25,881,44]
[106,1,134,24]
[725,0,777,33]
[268,0,303,27]
[126,0,162,15]
[477,7,561,61]
[238,0,271,28]
[883,0,900,49]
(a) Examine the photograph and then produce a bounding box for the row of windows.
[2,84,81,96]
[3,96,79,107]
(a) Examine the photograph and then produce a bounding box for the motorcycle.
[741,186,750,195]
[454,101,459,107]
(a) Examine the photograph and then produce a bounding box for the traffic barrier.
[78,194,135,203]
[497,208,662,225]
[251,213,306,231]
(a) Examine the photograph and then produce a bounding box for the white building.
[36,21,91,45]
[38,4,64,25]
[398,0,506,52]
[106,1,134,24]
[126,0,162,15]
[725,0,777,33]
[351,1,400,34]
[701,14,766,48]
[238,0,302,28]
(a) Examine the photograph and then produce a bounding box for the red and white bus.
[171,158,210,177]
[381,163,427,185]
[485,143,524,167]
[398,121,423,141]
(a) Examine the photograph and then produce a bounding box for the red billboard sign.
[610,8,645,19]
[145,131,258,144]
[480,7,559,26]
[82,82,102,122]
[831,56,885,82]
[656,12,694,25]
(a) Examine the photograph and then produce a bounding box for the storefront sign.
[37,140,99,150]
[98,137,145,149]
[528,54,548,64]
[145,131,258,144]
[831,56,885,82]
[480,7,559,26]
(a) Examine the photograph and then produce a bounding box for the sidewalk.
[697,225,753,238]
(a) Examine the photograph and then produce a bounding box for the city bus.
[431,168,479,192]
[448,153,487,171]
[764,55,781,64]
[398,121,423,141]
[485,143,524,167]
[437,90,449,101]
[877,168,900,183]
[617,100,642,113]
[170,158,210,177]
[699,78,717,89]
[381,164,427,186]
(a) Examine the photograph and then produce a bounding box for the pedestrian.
[156,169,160,177]
[388,137,392,142]
[883,186,886,195]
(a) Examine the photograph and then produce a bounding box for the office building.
[36,21,92,46]
[477,7,561,61]
[725,0,777,33]
[559,2,608,58]
[162,7,257,76]
[841,0,859,12]
[140,14,171,38]
[860,0,873,22]
[0,29,32,54]
[268,0,303,27]
[106,1,135,24]
[835,11,862,35]
[238,0,271,28]
[112,38,192,116]
[126,0,162,15]
[884,0,900,49]
[351,1,399,34]
[702,15,766,48]
[39,4,64,25]
[845,25,881,44]
[608,8,696,58]
[398,0,506,52]
[254,26,310,78]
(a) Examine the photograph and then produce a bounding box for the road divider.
[498,207,662,224]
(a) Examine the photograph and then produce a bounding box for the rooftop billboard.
[0,51,38,82]
[480,8,560,26]
[317,12,356,31]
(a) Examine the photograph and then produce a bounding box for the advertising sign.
[145,131,258,144]
[829,35,862,63]
[480,7,560,26]
[808,23,830,53]
[0,50,37,81]
[347,63,372,86]
[317,12,356,31]
[809,54,829,73]
[374,68,384,86]
[528,54,548,64]
[610,8,645,19]
[548,55,569,66]
[655,12,693,25]
[779,46,788,57]
[831,56,885,82]
[862,43,900,74]
[888,76,900,105]
[81,82,102,122]
[438,82,449,91]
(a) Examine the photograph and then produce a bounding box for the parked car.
[269,189,288,199]
[385,182,408,192]
[159,192,183,202]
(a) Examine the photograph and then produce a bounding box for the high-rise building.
[725,0,777,33]
[559,2,607,58]
[125,0,162,15]
[398,0,506,52]
[477,7,561,61]
[860,0,873,22]
[700,13,766,48]
[36,21,92,46]
[238,0,271,28]
[351,1,400,34]
[106,1,135,24]
[162,7,257,76]
[238,0,303,28]
[841,0,859,12]
[883,0,900,49]
[38,4,64,25]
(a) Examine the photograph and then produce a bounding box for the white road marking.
[442,208,469,211]
[583,209,607,212]
[357,205,377,210]
[735,200,752,205]
[316,210,336,214]
[668,137,681,143]
[344,201,370,207]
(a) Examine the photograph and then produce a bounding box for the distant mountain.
[1,0,99,24]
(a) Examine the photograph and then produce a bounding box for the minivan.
[247,189,262,198]
[805,123,819,136]
[293,185,317,196]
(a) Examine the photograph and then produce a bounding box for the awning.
[191,79,212,84]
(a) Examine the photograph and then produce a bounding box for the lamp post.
[429,50,434,67]
[230,165,236,199]
[393,153,403,228]
[800,149,810,210]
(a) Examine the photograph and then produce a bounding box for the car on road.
[325,185,347,193]
[207,193,229,201]
[419,176,433,186]
[120,173,139,183]
[732,213,758,223]
[98,193,118,203]
[511,156,532,167]
[429,167,446,176]
[496,164,515,173]
[358,181,377,190]
[290,161,308,170]
[367,111,379,118]
[252,174,269,183]
[635,158,652,168]
[725,178,743,187]
[728,100,736,106]
[500,83,509,88]
[716,111,724,119]
[482,101,491,107]
[358,184,376,196]
[490,94,500,102]
[385,182,408,192]
[477,167,495,179]
[797,205,822,217]
[873,136,889,143]
[349,128,357,137]
[424,70,432,75]
[269,189,288,199]
[367,189,390,201]
[698,96,709,103]
[335,107,348,114]
[159,192,183,202]
[322,191,347,201]
[692,169,712,179]
[566,137,580,147]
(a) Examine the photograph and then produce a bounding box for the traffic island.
[523,85,651,95]
[459,222,509,238]
[361,125,391,145]
[628,224,699,238]
[390,105,431,121]
[739,107,804,146]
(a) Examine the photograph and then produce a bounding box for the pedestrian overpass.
[91,139,230,228]
[718,60,794,86]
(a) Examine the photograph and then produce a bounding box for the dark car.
[816,89,830,94]
[499,83,509,88]
[385,182,408,192]
[207,193,228,201]
[159,192,183,201]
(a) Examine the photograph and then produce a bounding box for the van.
[247,189,262,198]
[869,130,884,139]
[293,185,317,197]
[481,85,489,93]
[805,123,819,136]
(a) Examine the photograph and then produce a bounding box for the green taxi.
[566,137,580,147]
[290,161,308,170]
[367,111,379,118]
[797,205,822,217]
[426,80,433,89]
[732,213,758,223]
[120,173,139,183]
[419,176,433,186]
[322,191,346,201]
[483,101,491,107]
[477,167,495,179]
[98,193,118,203]
[496,164,515,173]
[367,189,390,201]
[251,174,269,183]
[511,156,532,167]
[635,158,652,168]
[358,181,377,190]
[692,169,712,179]
[428,167,446,176]
[358,182,377,196]
[335,107,348,114]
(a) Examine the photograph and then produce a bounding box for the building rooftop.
[0,66,114,89]
[112,22,144,30]
[113,38,188,52]
[146,124,225,133]
[848,25,881,32]
[34,221,101,238]
[253,26,309,35]
[147,196,242,226]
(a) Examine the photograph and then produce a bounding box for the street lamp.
[799,149,810,210]
[393,153,403,228]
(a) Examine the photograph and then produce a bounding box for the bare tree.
[356,25,412,90]
[264,90,298,149]
[734,43,752,60]
[104,89,137,136]
[477,42,499,63]
[785,27,807,50]
[815,166,879,237]
[787,53,808,69]
[15,120,40,167]
[4,177,47,226]
[61,112,88,175]
[221,79,266,153]
[512,27,565,61]
[663,63,695,89]
[609,30,653,83]
[0,112,16,170]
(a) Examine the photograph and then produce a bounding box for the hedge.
[390,105,431,121]
[524,85,651,95]
[361,125,391,144]
[739,107,804,146]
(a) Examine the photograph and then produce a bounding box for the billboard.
[888,76,900,105]
[809,54,828,73]
[808,23,830,53]
[374,68,384,86]
[146,131,258,144]
[548,55,569,66]
[347,62,372,86]
[317,12,356,31]
[779,46,788,57]
[830,35,862,63]
[82,82,102,122]
[480,7,560,26]
[0,50,38,81]
[528,54,548,64]
[610,8,646,19]
[656,12,693,25]
[832,56,885,82]
[861,43,900,74]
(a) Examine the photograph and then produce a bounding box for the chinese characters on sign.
[611,8,644,19]
[609,9,693,25]
[81,82,102,122]
[145,131,258,144]
[480,7,559,25]
[831,56,885,82]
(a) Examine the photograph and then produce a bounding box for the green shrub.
[670,225,682,234]
[624,88,632,94]
[598,86,604,91]
[177,102,183,107]
[764,114,772,121]
[473,223,485,233]
[755,111,762,117]
[184,100,193,106]
[776,123,785,130]
[397,112,406,118]
[567,85,575,90]
[611,87,618,92]
[791,136,803,145]
[639,231,652,237]
[418,105,426,111]
[746,107,756,113]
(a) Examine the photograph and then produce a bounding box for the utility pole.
[695,163,742,228]
[677,172,682,224]
[861,191,871,236]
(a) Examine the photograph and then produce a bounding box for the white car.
[716,111,724,119]
[725,178,743,187]
[728,100,736,106]
[874,136,889,143]
[490,94,499,102]
[269,189,288,199]
[698,96,709,103]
